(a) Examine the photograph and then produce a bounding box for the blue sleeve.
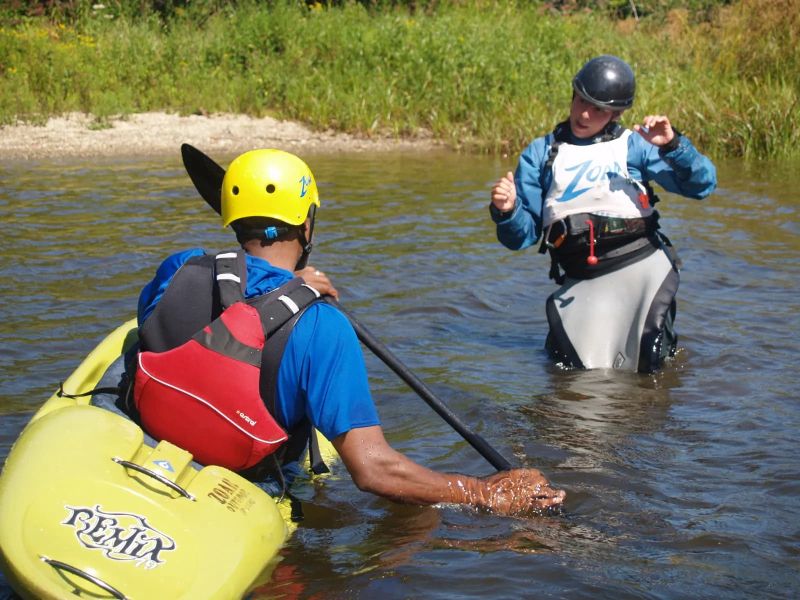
[137,248,205,325]
[492,135,551,250]
[628,132,717,199]
[275,303,380,441]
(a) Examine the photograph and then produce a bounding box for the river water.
[1,150,798,599]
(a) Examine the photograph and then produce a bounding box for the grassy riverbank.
[1,0,797,160]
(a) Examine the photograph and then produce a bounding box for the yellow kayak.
[0,319,333,600]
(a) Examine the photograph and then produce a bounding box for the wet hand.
[295,266,339,300]
[478,468,566,516]
[491,171,516,213]
[633,115,675,147]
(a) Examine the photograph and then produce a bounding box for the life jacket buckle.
[544,220,568,250]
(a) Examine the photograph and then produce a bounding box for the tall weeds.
[0,0,797,159]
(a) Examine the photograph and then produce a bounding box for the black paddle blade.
[180,143,225,215]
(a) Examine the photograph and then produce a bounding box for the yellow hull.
[0,319,332,599]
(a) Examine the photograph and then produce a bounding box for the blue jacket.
[492,126,717,250]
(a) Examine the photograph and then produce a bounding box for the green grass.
[1,0,798,160]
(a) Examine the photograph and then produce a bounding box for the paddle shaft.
[325,298,513,472]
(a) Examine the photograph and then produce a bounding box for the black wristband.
[491,202,514,220]
[659,128,682,154]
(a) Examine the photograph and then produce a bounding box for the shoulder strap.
[544,120,570,173]
[213,250,247,309]
[538,122,570,260]
[260,283,329,476]
[239,280,327,484]
[254,279,322,407]
[251,279,323,337]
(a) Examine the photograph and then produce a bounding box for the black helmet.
[572,55,635,110]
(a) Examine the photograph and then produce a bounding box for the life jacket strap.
[256,283,322,337]
[308,429,330,475]
[214,251,247,310]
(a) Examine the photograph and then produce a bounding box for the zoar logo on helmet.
[299,175,312,198]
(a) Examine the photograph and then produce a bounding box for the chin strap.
[294,205,317,270]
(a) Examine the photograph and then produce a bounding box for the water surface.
[1,151,798,599]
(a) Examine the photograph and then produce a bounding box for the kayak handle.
[40,555,127,599]
[112,458,196,501]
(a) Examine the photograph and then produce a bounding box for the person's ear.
[303,218,313,240]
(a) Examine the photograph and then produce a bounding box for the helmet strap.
[295,244,312,271]
[233,224,293,246]
[294,205,317,271]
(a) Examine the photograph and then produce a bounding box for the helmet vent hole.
[266,184,276,194]
[232,186,239,195]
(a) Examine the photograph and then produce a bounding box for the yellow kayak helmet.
[221,149,320,227]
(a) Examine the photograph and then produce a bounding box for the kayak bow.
[0,319,329,600]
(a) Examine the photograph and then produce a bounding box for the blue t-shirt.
[137,249,380,441]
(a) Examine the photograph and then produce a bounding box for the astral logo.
[236,410,257,426]
[62,505,176,569]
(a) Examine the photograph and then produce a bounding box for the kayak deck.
[0,319,334,599]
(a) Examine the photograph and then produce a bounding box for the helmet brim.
[572,84,632,111]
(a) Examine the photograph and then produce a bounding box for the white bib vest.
[543,130,654,227]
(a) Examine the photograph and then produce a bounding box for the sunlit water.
[1,150,798,599]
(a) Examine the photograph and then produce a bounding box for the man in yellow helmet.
[131,148,565,516]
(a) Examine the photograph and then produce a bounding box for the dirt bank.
[0,112,442,161]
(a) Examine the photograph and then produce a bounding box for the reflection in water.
[523,365,680,467]
[1,155,799,599]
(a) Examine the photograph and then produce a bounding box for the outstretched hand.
[491,171,517,213]
[477,468,566,516]
[296,266,339,300]
[633,115,675,147]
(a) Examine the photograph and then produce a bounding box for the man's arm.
[292,306,565,516]
[332,425,565,516]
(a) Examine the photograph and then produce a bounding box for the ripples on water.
[0,152,798,599]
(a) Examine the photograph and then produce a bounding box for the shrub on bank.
[0,0,797,159]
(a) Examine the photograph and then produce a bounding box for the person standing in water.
[490,55,716,372]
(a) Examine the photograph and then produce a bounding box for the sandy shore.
[0,112,442,160]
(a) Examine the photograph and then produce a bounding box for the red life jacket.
[133,251,321,472]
